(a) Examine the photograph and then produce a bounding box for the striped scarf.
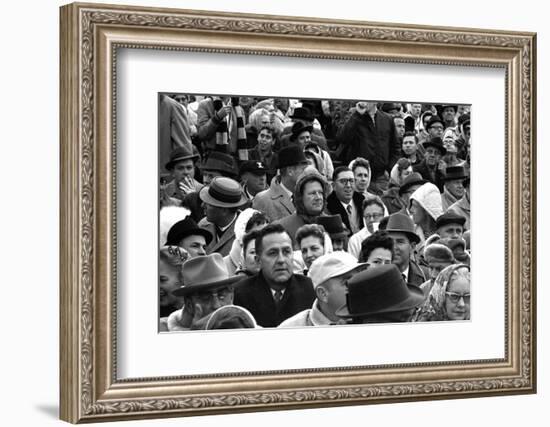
[214,100,248,160]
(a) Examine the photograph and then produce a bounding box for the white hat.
[308,251,366,288]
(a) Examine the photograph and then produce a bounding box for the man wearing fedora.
[436,211,466,240]
[441,165,468,210]
[327,166,365,235]
[336,101,400,195]
[437,104,458,129]
[317,214,350,252]
[424,115,445,141]
[448,175,471,230]
[178,151,240,222]
[385,212,427,288]
[198,177,248,257]
[166,253,244,331]
[277,167,330,244]
[279,106,328,151]
[165,216,213,258]
[335,264,426,324]
[413,136,447,192]
[161,145,203,208]
[252,145,309,222]
[247,126,279,182]
[279,252,366,327]
[233,223,316,327]
[239,161,268,200]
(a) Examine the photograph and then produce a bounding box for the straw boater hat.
[199,177,248,208]
[172,253,242,297]
[335,264,425,319]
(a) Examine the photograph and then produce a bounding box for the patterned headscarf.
[413,263,470,321]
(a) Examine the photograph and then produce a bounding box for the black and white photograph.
[158,94,472,331]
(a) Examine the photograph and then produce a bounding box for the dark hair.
[362,196,385,212]
[351,157,370,173]
[242,229,262,253]
[255,223,290,255]
[332,165,352,182]
[403,131,417,142]
[258,125,275,138]
[245,211,269,232]
[295,224,326,247]
[359,230,394,263]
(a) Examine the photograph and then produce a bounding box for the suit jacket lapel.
[271,181,294,215]
[209,221,235,253]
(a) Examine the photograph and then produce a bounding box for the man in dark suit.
[413,136,447,193]
[336,101,401,194]
[198,176,248,257]
[384,212,427,288]
[233,223,316,327]
[326,166,365,235]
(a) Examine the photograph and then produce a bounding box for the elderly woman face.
[445,274,470,320]
[409,199,427,225]
[443,133,458,154]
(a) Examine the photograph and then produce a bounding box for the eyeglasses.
[337,178,355,186]
[364,212,384,220]
[445,291,470,303]
[430,125,444,131]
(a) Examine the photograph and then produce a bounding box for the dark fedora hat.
[277,145,309,169]
[425,115,445,130]
[398,172,427,196]
[380,102,401,114]
[289,122,314,142]
[385,212,421,244]
[165,145,200,170]
[172,253,242,297]
[165,217,213,246]
[335,264,425,318]
[443,165,468,181]
[423,136,447,155]
[437,104,458,115]
[317,214,350,239]
[199,176,248,208]
[458,112,471,128]
[436,211,467,229]
[201,151,238,176]
[289,106,314,121]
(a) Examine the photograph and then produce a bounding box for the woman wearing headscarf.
[412,264,470,321]
[409,182,444,243]
[381,157,413,214]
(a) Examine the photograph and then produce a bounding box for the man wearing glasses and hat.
[335,264,425,324]
[198,176,249,257]
[165,253,245,331]
[385,212,427,288]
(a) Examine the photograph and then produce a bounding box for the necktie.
[346,204,352,217]
[274,289,283,308]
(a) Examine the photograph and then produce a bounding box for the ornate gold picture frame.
[60,2,536,423]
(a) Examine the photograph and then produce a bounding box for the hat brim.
[199,187,249,208]
[442,174,468,181]
[165,154,200,170]
[328,231,351,239]
[422,141,447,156]
[335,285,425,318]
[165,227,213,246]
[436,218,466,228]
[386,229,421,244]
[172,275,243,297]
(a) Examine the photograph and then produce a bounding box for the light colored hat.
[308,251,366,289]
[172,253,242,296]
[199,176,248,208]
[205,305,258,330]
